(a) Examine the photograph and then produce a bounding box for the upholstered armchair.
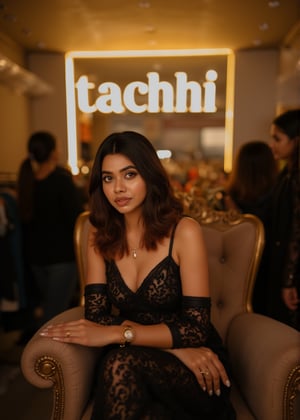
[21,209,300,420]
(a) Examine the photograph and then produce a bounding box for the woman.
[17,131,84,328]
[266,109,300,330]
[40,131,235,419]
[225,140,277,222]
[224,141,278,314]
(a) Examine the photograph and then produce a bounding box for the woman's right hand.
[166,347,231,396]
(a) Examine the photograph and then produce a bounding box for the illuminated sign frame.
[65,49,235,174]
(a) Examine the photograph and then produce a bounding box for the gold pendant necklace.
[129,239,141,259]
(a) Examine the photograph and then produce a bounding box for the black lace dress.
[85,228,236,420]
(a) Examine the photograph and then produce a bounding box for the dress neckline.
[109,221,180,294]
[111,255,178,295]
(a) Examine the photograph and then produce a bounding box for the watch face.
[124,328,134,341]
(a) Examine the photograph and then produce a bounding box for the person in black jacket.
[266,109,300,330]
[17,131,84,329]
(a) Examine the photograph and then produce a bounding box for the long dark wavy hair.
[89,131,183,260]
[273,109,300,171]
[227,140,278,203]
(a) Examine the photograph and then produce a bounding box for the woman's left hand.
[39,319,111,347]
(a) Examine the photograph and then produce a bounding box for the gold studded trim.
[283,365,300,420]
[35,356,65,420]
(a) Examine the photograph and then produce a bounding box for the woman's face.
[101,153,147,216]
[269,124,296,162]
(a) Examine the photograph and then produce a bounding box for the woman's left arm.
[164,217,212,348]
[164,218,231,395]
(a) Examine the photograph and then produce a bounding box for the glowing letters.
[75,71,217,114]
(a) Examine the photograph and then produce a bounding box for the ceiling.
[0,1,299,166]
[0,0,299,127]
[0,0,299,54]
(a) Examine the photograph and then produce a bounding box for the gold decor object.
[175,190,242,225]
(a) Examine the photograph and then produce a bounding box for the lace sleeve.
[84,283,124,325]
[165,296,211,348]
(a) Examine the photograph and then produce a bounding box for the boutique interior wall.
[0,34,30,176]
[0,34,68,177]
[1,34,298,177]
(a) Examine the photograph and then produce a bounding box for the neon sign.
[75,70,217,114]
[65,49,235,174]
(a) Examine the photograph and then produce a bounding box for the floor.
[0,327,53,420]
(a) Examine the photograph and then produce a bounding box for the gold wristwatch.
[120,325,135,347]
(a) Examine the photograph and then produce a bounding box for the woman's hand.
[39,319,112,347]
[166,347,231,396]
[282,287,299,311]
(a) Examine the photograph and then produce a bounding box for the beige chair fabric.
[21,210,300,420]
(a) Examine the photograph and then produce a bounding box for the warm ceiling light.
[259,23,269,31]
[138,1,151,8]
[268,1,280,7]
[144,25,156,33]
[253,39,262,46]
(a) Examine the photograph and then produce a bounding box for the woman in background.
[224,140,278,314]
[266,109,300,330]
[17,131,83,328]
[224,140,278,222]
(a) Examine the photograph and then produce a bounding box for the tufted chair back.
[199,212,264,342]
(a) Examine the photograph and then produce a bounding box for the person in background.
[224,141,278,222]
[223,140,278,315]
[266,109,300,330]
[17,131,84,331]
[40,131,235,419]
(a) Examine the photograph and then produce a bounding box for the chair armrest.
[227,312,300,420]
[21,307,101,420]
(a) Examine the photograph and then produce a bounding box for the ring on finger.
[200,370,209,376]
